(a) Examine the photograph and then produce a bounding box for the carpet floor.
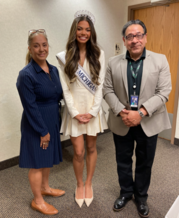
[0,132,179,218]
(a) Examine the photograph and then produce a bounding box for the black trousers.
[113,125,158,202]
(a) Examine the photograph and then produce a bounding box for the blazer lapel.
[120,56,128,98]
[140,50,151,96]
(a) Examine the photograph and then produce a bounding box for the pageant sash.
[56,51,97,95]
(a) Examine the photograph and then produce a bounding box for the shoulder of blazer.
[100,49,104,55]
[99,49,105,60]
[108,53,126,66]
[146,49,166,59]
[145,49,167,69]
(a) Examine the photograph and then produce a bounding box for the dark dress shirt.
[126,48,146,110]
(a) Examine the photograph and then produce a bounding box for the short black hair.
[122,19,147,37]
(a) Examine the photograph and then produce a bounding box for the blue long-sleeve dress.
[16,59,63,169]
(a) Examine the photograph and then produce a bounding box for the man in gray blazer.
[103,20,171,218]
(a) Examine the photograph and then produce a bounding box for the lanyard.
[129,60,142,79]
[129,60,142,95]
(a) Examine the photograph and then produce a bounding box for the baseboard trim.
[174,137,179,146]
[0,156,19,171]
[0,129,111,171]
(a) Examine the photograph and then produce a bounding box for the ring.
[43,142,48,145]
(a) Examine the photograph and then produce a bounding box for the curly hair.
[64,16,101,85]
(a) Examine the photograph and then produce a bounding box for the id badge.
[130,95,138,108]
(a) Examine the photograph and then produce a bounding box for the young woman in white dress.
[56,10,107,208]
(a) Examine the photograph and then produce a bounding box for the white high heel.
[75,187,84,208]
[85,186,93,207]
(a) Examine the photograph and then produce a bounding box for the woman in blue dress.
[16,29,64,215]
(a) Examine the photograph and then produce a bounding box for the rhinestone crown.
[74,10,95,24]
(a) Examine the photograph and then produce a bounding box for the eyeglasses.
[28,29,46,36]
[125,33,145,41]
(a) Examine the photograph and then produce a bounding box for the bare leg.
[71,135,85,199]
[41,168,51,192]
[85,135,97,198]
[28,168,44,204]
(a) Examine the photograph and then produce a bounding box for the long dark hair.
[64,16,101,85]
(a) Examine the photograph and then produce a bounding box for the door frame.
[172,60,179,144]
[128,2,179,144]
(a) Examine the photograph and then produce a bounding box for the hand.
[74,114,90,124]
[121,109,141,127]
[40,133,50,150]
[80,113,94,124]
[82,113,93,120]
[119,109,129,118]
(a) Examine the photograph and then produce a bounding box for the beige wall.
[127,0,149,6]
[0,0,127,162]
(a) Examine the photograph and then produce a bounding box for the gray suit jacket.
[103,50,172,137]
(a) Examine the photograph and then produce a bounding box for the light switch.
[115,43,122,55]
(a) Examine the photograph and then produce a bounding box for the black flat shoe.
[113,195,132,212]
[135,200,149,217]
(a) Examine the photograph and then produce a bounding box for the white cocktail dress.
[56,50,108,137]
